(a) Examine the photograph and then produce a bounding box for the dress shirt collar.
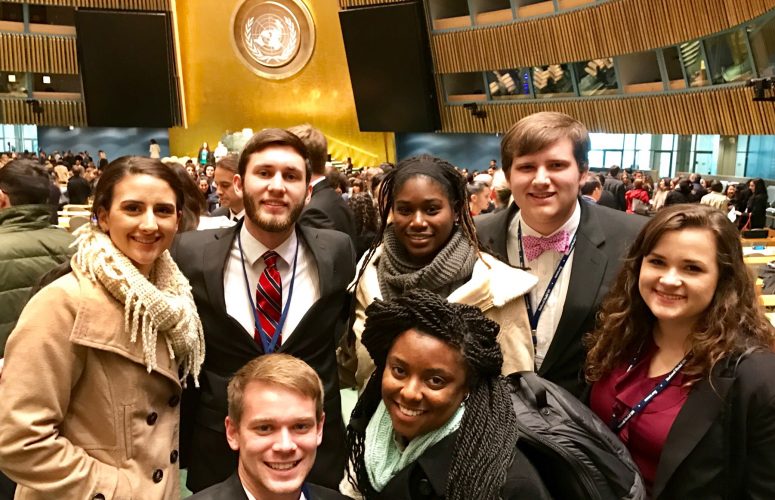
[230,209,245,221]
[310,176,326,188]
[238,222,298,268]
[518,199,581,239]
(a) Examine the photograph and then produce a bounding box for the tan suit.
[700,191,730,211]
[0,266,182,499]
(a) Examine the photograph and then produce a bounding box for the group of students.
[0,111,773,499]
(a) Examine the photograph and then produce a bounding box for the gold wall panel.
[169,0,394,167]
[438,85,775,136]
[339,0,407,8]
[432,0,775,72]
[4,0,169,10]
[0,98,85,126]
[0,33,78,74]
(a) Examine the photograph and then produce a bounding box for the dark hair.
[238,128,311,182]
[586,204,774,383]
[215,153,238,175]
[753,178,767,196]
[0,159,50,205]
[168,162,206,232]
[677,179,692,195]
[93,156,185,223]
[287,124,327,176]
[609,165,621,177]
[581,175,602,196]
[710,180,723,193]
[349,192,379,235]
[501,111,590,176]
[326,168,348,193]
[346,289,517,500]
[354,154,481,287]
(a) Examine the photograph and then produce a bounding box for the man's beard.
[243,195,304,233]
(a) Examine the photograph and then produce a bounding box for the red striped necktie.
[255,250,282,347]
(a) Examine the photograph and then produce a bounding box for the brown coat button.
[93,494,106,500]
[146,412,158,425]
[170,450,179,464]
[152,469,163,483]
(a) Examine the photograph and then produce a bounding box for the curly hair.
[346,289,517,499]
[348,192,379,236]
[586,204,775,383]
[352,154,483,287]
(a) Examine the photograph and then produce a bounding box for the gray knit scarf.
[377,225,477,301]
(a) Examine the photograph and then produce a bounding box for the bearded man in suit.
[172,128,355,492]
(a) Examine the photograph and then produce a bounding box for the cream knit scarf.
[72,225,205,385]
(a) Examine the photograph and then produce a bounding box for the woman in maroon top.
[586,204,775,499]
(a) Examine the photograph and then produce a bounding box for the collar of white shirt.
[309,176,326,189]
[515,199,582,245]
[242,483,307,500]
[238,222,298,269]
[230,209,245,221]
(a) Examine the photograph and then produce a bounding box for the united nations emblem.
[232,0,315,80]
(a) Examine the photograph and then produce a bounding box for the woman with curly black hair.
[339,154,537,391]
[586,204,775,498]
[344,289,549,499]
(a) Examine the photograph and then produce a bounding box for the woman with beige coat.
[338,155,538,391]
[0,157,204,499]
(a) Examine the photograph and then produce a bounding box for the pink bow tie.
[522,230,570,261]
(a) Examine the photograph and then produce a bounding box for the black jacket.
[299,180,357,242]
[189,472,350,500]
[475,201,646,397]
[653,351,775,499]
[170,222,355,492]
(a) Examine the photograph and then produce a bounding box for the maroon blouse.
[590,341,690,494]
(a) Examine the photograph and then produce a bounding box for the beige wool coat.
[342,246,539,391]
[0,266,183,499]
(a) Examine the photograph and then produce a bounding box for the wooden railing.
[0,97,86,126]
[0,32,78,73]
[438,85,775,135]
[3,0,169,10]
[339,0,407,8]
[432,0,775,73]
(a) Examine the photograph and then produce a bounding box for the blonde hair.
[227,354,324,424]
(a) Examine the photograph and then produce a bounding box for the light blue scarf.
[364,400,465,492]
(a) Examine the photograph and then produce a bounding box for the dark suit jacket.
[299,181,357,242]
[597,189,618,209]
[603,176,626,211]
[209,205,231,219]
[365,432,549,499]
[475,200,646,397]
[171,222,355,492]
[653,351,775,499]
[189,471,350,500]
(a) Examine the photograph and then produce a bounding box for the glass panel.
[623,134,636,151]
[704,30,753,84]
[735,135,749,177]
[486,69,531,100]
[28,5,76,26]
[679,41,709,87]
[660,135,676,150]
[635,147,651,173]
[657,152,673,178]
[573,58,618,96]
[662,47,685,83]
[32,73,81,93]
[588,150,604,169]
[748,13,775,78]
[0,2,23,22]
[693,152,715,174]
[443,73,486,102]
[532,65,574,98]
[0,71,27,96]
[603,151,623,168]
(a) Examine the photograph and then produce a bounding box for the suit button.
[152,469,163,483]
[418,478,433,496]
[168,395,180,407]
[94,494,105,500]
[170,449,179,464]
[146,412,158,425]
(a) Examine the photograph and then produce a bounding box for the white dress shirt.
[224,223,320,345]
[506,201,581,368]
[242,483,307,500]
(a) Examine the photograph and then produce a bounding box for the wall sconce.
[463,102,487,119]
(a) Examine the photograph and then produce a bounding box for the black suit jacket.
[475,200,646,396]
[171,222,355,492]
[188,472,351,500]
[603,176,626,211]
[653,351,775,499]
[299,181,357,241]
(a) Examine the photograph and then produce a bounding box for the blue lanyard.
[301,482,311,499]
[237,230,299,354]
[610,351,691,433]
[517,222,577,350]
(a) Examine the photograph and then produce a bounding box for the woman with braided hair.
[343,288,549,499]
[339,154,538,391]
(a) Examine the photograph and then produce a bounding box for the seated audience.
[344,289,550,499]
[339,154,537,391]
[189,354,347,500]
[586,204,775,498]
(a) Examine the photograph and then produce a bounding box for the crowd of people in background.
[0,113,773,500]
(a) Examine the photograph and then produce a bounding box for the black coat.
[189,472,350,500]
[66,176,91,205]
[603,176,626,211]
[170,222,355,492]
[299,181,357,242]
[653,351,775,499]
[746,193,769,229]
[475,200,646,397]
[366,432,550,500]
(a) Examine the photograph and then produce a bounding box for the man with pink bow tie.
[476,112,646,397]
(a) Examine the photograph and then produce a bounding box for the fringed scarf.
[72,225,205,386]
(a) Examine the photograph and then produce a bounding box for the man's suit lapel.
[539,201,607,376]
[203,225,238,317]
[651,373,732,498]
[480,203,517,260]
